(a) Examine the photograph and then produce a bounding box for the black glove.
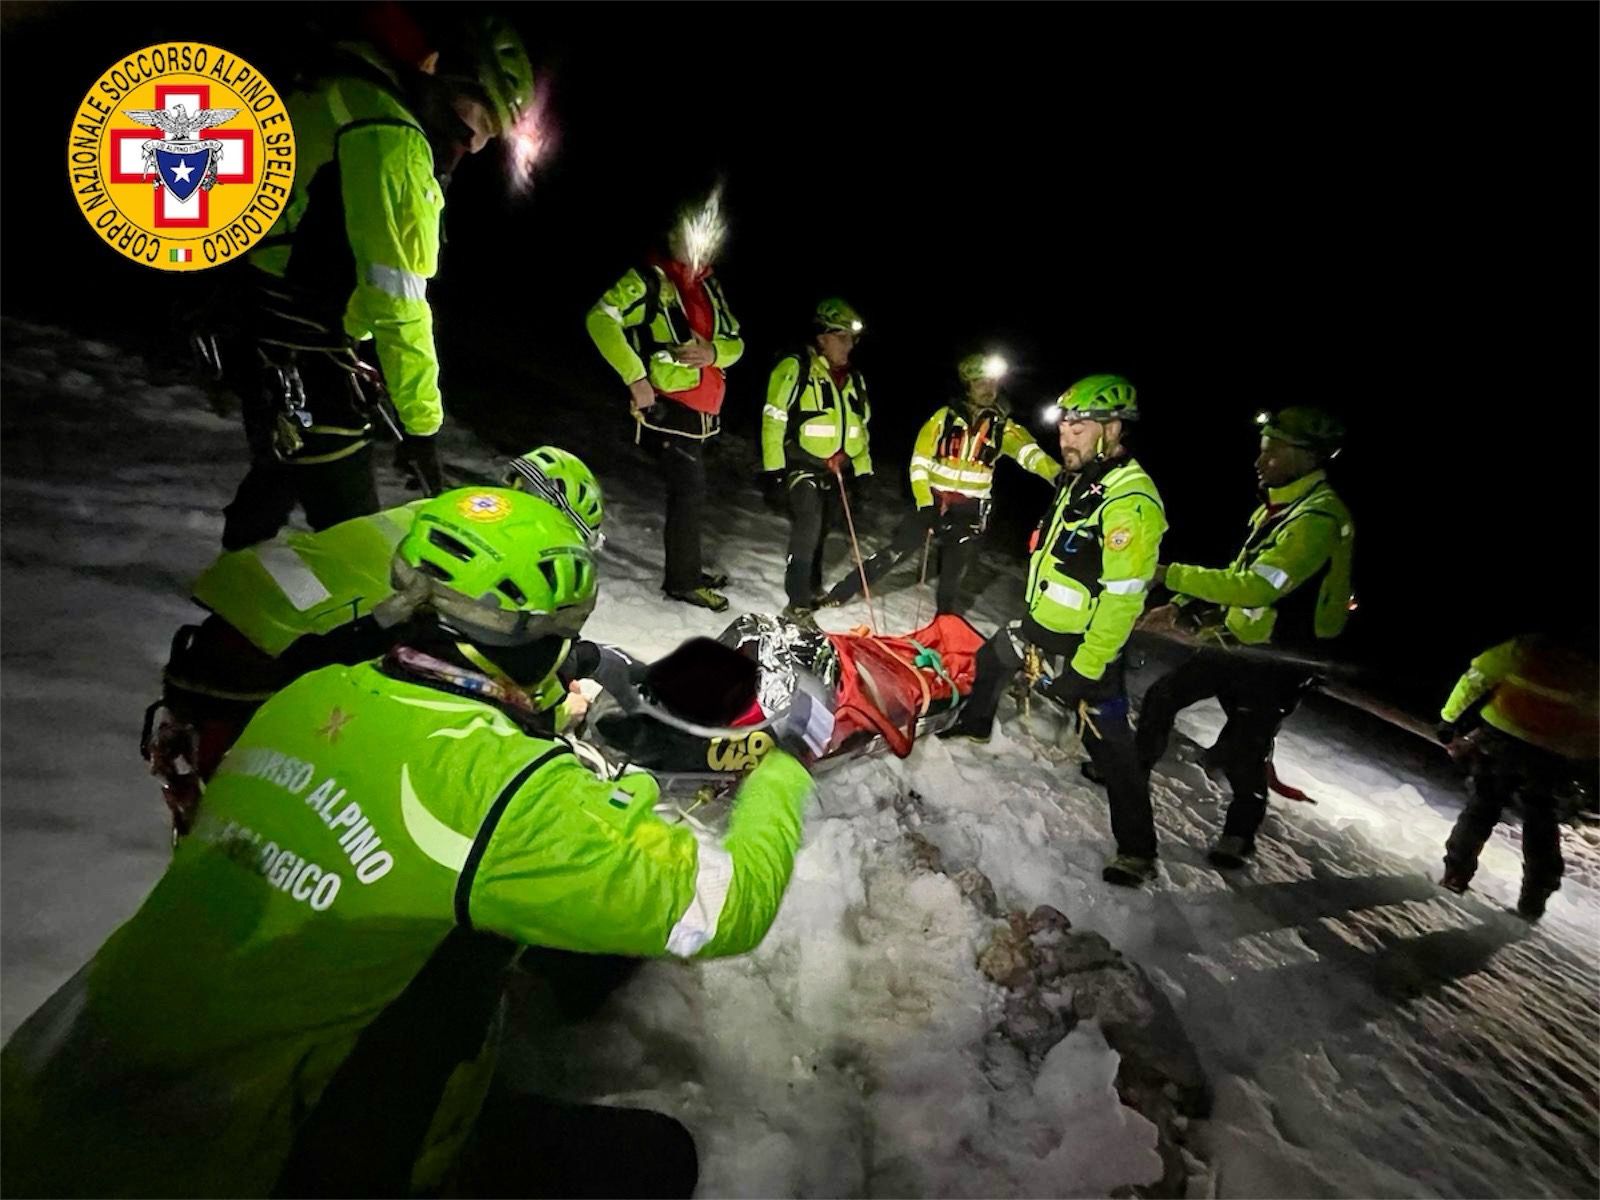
[396,434,445,495]
[1037,667,1112,709]
[846,471,877,507]
[760,470,787,513]
[913,504,939,531]
[1435,722,1457,747]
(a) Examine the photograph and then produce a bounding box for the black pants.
[825,504,981,615]
[783,470,835,607]
[221,343,383,549]
[1136,646,1314,850]
[222,446,380,549]
[645,428,708,593]
[1444,727,1568,896]
[962,627,1155,859]
[452,1087,697,1199]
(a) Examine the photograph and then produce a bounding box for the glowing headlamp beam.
[680,185,727,275]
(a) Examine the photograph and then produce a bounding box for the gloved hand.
[825,450,848,474]
[760,470,788,513]
[846,469,876,506]
[1435,721,1457,747]
[913,504,939,531]
[1036,666,1110,709]
[396,433,445,495]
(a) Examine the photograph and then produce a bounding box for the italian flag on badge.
[169,248,193,263]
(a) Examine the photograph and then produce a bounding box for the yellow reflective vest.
[761,348,871,475]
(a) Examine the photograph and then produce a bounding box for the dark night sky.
[5,3,1597,706]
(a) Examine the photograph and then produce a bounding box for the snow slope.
[2,319,1595,1197]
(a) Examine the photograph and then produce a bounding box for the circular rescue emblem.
[67,44,296,271]
[457,493,514,523]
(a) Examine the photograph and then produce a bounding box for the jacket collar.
[1265,469,1326,508]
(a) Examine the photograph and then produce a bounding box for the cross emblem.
[317,707,354,743]
[109,84,254,229]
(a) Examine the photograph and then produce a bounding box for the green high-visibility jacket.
[0,662,811,1197]
[1441,637,1599,760]
[192,502,424,658]
[250,43,445,442]
[584,265,743,395]
[761,349,872,475]
[909,404,1058,509]
[1024,455,1166,679]
[1166,470,1354,647]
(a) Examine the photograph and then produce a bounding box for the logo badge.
[1107,526,1134,551]
[457,493,514,523]
[67,43,296,270]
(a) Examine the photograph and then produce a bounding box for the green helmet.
[958,353,1009,383]
[1053,374,1138,422]
[392,487,595,646]
[814,297,864,335]
[1257,406,1344,455]
[438,14,535,137]
[504,446,605,546]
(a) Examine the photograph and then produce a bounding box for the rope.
[832,460,879,633]
[915,527,933,630]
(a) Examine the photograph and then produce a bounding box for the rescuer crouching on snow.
[3,485,814,1198]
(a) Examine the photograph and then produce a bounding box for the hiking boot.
[1101,854,1158,887]
[1080,760,1106,785]
[936,719,992,744]
[1207,835,1254,870]
[1516,881,1556,921]
[780,604,819,631]
[1438,866,1472,895]
[700,570,729,589]
[665,586,729,613]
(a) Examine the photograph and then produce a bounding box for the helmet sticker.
[457,492,514,522]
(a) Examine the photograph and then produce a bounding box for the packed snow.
[2,319,1596,1197]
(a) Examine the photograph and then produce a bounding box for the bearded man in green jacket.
[3,486,814,1198]
[940,376,1169,888]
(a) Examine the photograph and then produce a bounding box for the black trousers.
[452,1087,698,1199]
[962,627,1156,859]
[1136,646,1314,850]
[221,346,382,549]
[784,470,836,607]
[645,428,708,593]
[825,504,982,614]
[222,447,380,550]
[1444,727,1568,895]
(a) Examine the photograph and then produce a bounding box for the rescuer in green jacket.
[585,188,744,612]
[147,447,612,833]
[1136,406,1355,870]
[2,485,814,1198]
[940,375,1168,887]
[222,13,538,549]
[760,297,873,619]
[1437,633,1598,918]
[824,351,1058,615]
